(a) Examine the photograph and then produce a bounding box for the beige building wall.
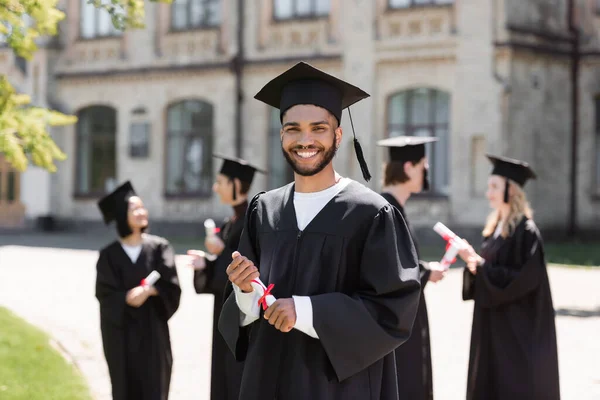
[17,0,596,234]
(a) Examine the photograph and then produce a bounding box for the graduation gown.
[462,217,560,400]
[95,234,182,400]
[219,181,421,400]
[194,202,246,400]
[381,193,434,400]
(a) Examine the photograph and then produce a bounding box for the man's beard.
[282,135,338,177]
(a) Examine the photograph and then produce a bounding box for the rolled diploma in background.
[433,222,468,270]
[204,219,216,238]
[202,219,218,261]
[141,270,161,287]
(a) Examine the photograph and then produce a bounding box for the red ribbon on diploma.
[445,241,457,264]
[252,279,275,310]
[140,279,148,286]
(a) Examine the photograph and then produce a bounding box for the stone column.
[340,0,376,187]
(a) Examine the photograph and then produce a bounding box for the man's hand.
[428,261,447,283]
[185,249,207,270]
[126,286,153,307]
[264,298,296,333]
[466,256,482,275]
[226,251,259,293]
[205,235,225,256]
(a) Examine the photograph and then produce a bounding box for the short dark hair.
[239,180,251,195]
[384,161,415,186]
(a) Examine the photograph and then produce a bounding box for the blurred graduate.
[96,181,181,400]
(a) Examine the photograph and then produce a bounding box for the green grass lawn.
[0,307,92,400]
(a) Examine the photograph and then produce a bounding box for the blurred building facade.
[2,0,600,236]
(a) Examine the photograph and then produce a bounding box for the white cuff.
[233,284,260,327]
[292,296,319,339]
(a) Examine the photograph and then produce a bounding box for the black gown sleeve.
[419,262,431,288]
[95,249,128,399]
[218,193,263,361]
[153,241,182,321]
[477,220,546,308]
[311,204,422,382]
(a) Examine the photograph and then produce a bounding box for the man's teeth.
[297,151,317,158]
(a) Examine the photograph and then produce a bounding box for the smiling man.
[218,62,421,400]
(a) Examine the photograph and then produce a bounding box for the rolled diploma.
[142,271,161,287]
[250,278,276,308]
[204,219,216,238]
[433,222,468,269]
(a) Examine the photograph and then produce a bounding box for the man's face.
[212,173,234,204]
[280,105,340,177]
[405,157,428,193]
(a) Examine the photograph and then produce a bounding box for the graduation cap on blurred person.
[97,181,138,237]
[486,154,537,203]
[213,154,266,201]
[254,62,372,181]
[377,136,439,191]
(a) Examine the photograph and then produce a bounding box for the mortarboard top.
[254,62,369,123]
[486,154,537,187]
[377,136,438,164]
[253,61,372,181]
[97,181,137,225]
[213,153,266,184]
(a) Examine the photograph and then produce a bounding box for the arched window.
[75,105,117,195]
[165,100,213,197]
[387,88,451,194]
[267,107,294,189]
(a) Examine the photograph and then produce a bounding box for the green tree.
[0,0,162,172]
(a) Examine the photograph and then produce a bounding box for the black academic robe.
[95,234,182,400]
[219,181,421,400]
[462,217,560,400]
[381,193,434,400]
[194,202,246,400]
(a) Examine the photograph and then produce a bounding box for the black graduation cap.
[97,181,138,237]
[98,181,137,225]
[377,136,438,191]
[254,62,372,181]
[377,136,438,163]
[213,154,266,200]
[486,154,537,203]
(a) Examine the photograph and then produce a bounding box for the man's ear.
[334,126,343,148]
[403,161,414,177]
[233,177,242,194]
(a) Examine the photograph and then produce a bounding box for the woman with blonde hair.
[458,155,560,400]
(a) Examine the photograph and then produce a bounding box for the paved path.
[0,244,598,399]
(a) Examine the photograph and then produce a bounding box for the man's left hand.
[264,298,296,333]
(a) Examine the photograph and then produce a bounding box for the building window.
[387,88,451,194]
[267,108,294,189]
[274,0,330,20]
[75,106,117,196]
[171,0,221,30]
[80,0,122,39]
[166,100,213,197]
[388,0,454,8]
[595,97,600,192]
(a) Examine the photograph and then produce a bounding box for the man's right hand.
[227,251,259,293]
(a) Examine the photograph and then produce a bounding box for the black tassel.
[423,168,430,192]
[348,108,371,182]
[231,177,237,201]
[503,178,509,203]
